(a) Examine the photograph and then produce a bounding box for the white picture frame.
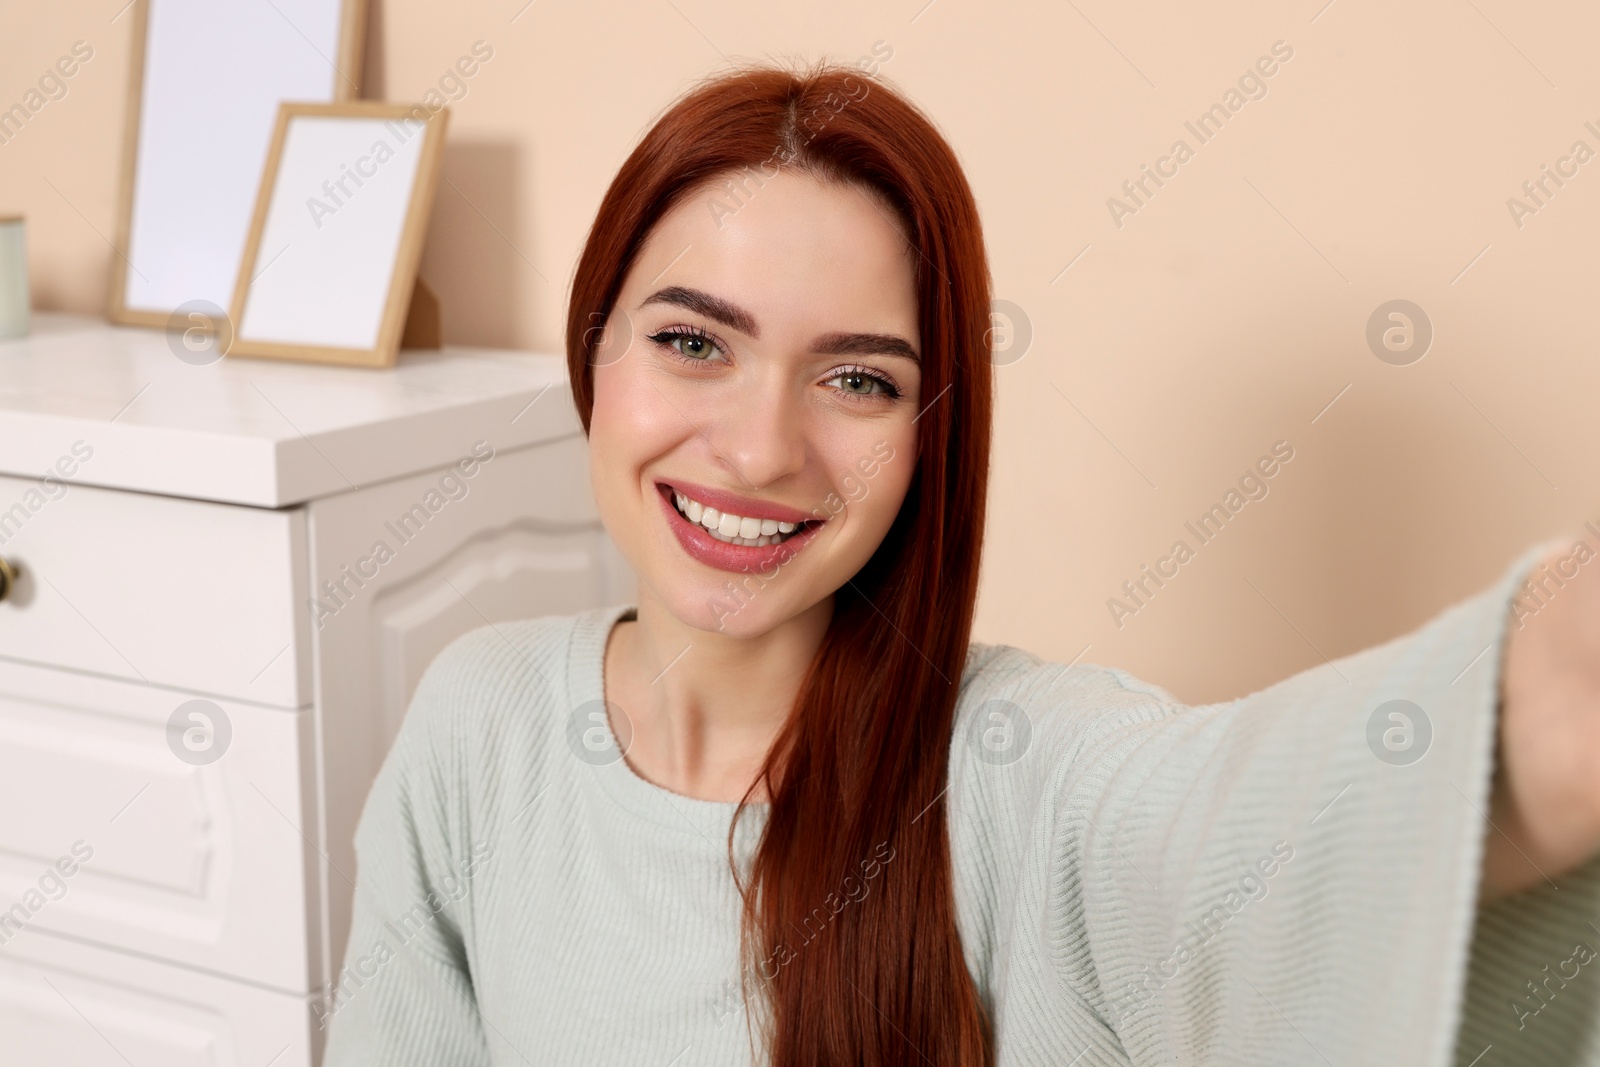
[108,0,367,328]
[227,102,449,368]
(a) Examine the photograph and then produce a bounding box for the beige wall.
[4,1,1596,703]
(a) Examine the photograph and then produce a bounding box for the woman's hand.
[1485,532,1600,900]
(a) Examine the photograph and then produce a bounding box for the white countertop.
[0,313,582,507]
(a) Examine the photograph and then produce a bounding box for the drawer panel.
[0,925,314,1067]
[0,473,308,708]
[0,661,322,993]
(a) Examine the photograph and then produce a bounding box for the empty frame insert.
[108,0,366,327]
[228,102,449,368]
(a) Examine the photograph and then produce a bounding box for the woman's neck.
[602,588,833,803]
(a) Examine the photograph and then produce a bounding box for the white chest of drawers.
[0,315,630,1066]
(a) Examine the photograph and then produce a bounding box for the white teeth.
[668,488,808,547]
[702,525,774,547]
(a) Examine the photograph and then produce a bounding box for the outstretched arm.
[1487,530,1600,900]
[1001,538,1600,1065]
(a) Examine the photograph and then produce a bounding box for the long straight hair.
[566,63,995,1067]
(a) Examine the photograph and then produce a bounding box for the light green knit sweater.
[322,542,1600,1065]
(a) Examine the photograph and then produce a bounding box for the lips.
[655,480,824,574]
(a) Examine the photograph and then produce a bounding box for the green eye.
[649,329,722,362]
[825,368,898,399]
[672,334,714,359]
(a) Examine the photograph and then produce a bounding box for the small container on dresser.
[0,314,631,1066]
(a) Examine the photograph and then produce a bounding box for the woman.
[323,64,1600,1066]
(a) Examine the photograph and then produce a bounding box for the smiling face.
[587,170,923,638]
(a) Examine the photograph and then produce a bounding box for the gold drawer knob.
[0,557,18,602]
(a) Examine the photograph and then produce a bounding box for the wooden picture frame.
[226,102,449,369]
[108,0,367,328]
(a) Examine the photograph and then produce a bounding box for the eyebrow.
[638,285,919,362]
[640,286,758,337]
[811,331,919,362]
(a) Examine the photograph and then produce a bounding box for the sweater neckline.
[570,603,770,846]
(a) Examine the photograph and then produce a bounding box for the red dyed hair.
[566,63,995,1066]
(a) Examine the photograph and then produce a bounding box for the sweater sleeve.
[1032,541,1600,1066]
[321,635,493,1067]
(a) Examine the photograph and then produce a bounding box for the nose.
[707,372,808,490]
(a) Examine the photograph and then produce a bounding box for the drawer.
[0,660,323,993]
[0,474,308,708]
[0,924,314,1067]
